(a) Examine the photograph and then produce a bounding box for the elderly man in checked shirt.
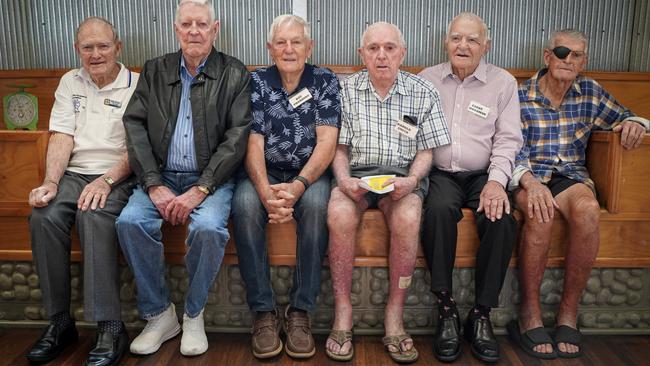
[506,29,649,360]
[324,22,450,364]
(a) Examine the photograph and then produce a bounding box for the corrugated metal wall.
[0,0,649,71]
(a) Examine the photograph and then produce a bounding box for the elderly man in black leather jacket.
[116,0,251,357]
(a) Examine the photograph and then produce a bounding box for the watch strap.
[292,175,310,190]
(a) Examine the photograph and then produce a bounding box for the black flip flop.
[554,325,583,358]
[506,320,558,360]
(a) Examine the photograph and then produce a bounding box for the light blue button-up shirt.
[165,56,206,172]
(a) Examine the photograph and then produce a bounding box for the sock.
[470,304,491,320]
[434,290,458,318]
[50,311,73,330]
[98,320,124,335]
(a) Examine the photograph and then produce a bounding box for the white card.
[467,101,490,119]
[395,117,419,139]
[288,87,313,108]
[359,175,396,194]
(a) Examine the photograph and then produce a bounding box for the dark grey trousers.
[30,171,134,321]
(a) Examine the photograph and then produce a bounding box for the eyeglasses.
[552,46,585,60]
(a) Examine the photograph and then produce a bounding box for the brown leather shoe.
[283,306,315,358]
[251,311,282,359]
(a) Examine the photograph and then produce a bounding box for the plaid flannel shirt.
[512,68,645,191]
[339,70,450,168]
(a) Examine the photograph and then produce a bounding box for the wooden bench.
[1,67,649,268]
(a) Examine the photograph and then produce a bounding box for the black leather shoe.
[433,312,462,362]
[26,323,79,363]
[464,316,499,363]
[85,327,129,366]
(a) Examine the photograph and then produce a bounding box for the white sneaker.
[180,309,208,356]
[130,303,181,355]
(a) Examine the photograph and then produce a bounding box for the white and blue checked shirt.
[339,70,451,168]
[165,56,206,172]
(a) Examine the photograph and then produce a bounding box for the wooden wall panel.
[0,131,48,215]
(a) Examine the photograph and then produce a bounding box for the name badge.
[468,101,490,119]
[104,99,122,108]
[288,87,313,108]
[395,115,419,139]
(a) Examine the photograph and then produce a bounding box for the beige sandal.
[382,334,418,364]
[325,330,354,361]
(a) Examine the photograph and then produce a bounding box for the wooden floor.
[1,328,648,366]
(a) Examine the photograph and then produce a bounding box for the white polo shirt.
[49,63,139,175]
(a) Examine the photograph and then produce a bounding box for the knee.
[29,206,58,227]
[232,183,264,219]
[115,206,141,230]
[389,207,421,234]
[298,193,328,220]
[327,203,359,233]
[424,197,460,221]
[569,197,600,227]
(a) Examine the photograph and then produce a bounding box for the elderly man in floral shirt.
[231,14,340,360]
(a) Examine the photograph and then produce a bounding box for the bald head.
[75,17,118,44]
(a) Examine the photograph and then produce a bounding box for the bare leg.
[325,188,366,356]
[554,184,600,355]
[378,193,422,352]
[515,188,554,354]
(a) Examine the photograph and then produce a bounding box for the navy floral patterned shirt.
[250,64,341,171]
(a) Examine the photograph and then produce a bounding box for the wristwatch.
[292,175,310,190]
[196,185,210,195]
[102,176,115,187]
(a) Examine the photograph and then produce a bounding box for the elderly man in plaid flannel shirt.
[507,29,649,360]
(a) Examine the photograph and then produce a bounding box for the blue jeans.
[231,170,330,313]
[116,172,234,318]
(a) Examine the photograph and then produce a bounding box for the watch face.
[6,93,36,127]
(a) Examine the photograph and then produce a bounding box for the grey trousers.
[30,171,134,321]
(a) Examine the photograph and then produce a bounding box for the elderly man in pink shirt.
[418,12,523,363]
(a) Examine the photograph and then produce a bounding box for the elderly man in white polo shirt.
[27,17,138,366]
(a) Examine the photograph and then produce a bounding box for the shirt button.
[186,116,190,119]
[184,134,188,138]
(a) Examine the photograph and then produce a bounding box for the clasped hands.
[262,181,305,224]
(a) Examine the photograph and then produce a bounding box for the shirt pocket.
[106,108,127,147]
[464,103,497,136]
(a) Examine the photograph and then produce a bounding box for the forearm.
[331,144,351,182]
[43,132,74,184]
[408,149,433,179]
[102,152,132,184]
[244,134,271,194]
[297,126,338,183]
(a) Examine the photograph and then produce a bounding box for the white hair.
[547,29,589,53]
[267,14,311,43]
[175,0,215,24]
[360,21,406,48]
[446,12,491,42]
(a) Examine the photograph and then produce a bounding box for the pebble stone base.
[0,262,649,334]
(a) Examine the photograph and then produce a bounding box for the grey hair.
[75,17,118,43]
[175,0,215,24]
[360,21,406,48]
[267,14,311,43]
[446,12,491,42]
[547,29,589,53]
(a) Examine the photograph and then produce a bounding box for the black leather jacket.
[123,48,252,192]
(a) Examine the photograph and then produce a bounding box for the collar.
[166,47,223,85]
[76,62,131,90]
[266,63,315,92]
[526,68,582,103]
[180,54,208,79]
[356,70,409,96]
[441,59,487,83]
